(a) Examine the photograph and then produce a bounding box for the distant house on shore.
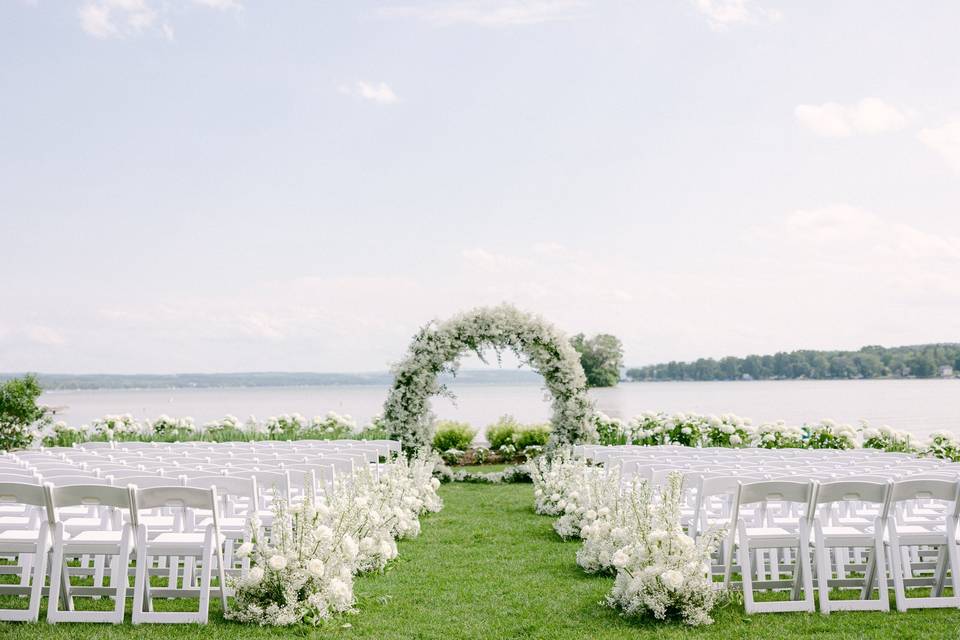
[939,365,955,378]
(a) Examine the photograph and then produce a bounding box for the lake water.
[40,379,960,440]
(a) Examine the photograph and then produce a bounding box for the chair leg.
[46,534,67,622]
[815,535,831,614]
[27,543,49,622]
[132,526,148,624]
[740,542,756,613]
[112,530,132,623]
[873,536,890,611]
[933,546,948,597]
[888,538,908,612]
[948,541,960,601]
[198,538,214,623]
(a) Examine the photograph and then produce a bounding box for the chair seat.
[889,525,947,546]
[62,517,103,529]
[149,532,225,551]
[70,530,124,543]
[819,526,875,545]
[0,516,31,527]
[744,526,799,547]
[139,515,176,528]
[0,529,49,543]
[197,516,246,530]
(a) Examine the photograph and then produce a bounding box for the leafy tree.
[0,374,51,450]
[570,333,623,388]
[623,343,960,382]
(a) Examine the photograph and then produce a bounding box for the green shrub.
[0,374,51,451]
[486,415,521,450]
[514,423,550,449]
[432,421,476,452]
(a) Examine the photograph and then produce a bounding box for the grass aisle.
[3,483,960,639]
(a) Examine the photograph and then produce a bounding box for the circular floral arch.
[382,304,597,450]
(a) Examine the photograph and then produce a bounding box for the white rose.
[268,554,287,571]
[611,549,630,569]
[236,542,253,557]
[730,434,742,445]
[660,569,685,590]
[247,566,264,584]
[307,558,325,576]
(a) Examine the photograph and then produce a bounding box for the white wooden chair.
[130,485,228,624]
[45,483,136,624]
[885,478,960,611]
[812,479,892,613]
[726,480,818,614]
[0,482,50,622]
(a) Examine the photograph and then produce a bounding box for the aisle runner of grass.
[3,483,960,639]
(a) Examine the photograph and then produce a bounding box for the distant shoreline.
[28,375,959,393]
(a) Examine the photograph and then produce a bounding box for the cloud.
[692,0,781,31]
[378,1,584,27]
[79,0,157,39]
[191,0,242,9]
[77,0,237,39]
[918,118,960,174]
[794,98,909,137]
[25,325,66,346]
[339,81,400,105]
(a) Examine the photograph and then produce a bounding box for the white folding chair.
[0,483,50,622]
[886,478,960,611]
[813,480,892,613]
[726,480,818,614]
[130,485,228,624]
[45,483,136,624]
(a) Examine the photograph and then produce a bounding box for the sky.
[1,0,959,374]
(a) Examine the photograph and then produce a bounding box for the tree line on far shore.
[625,343,960,382]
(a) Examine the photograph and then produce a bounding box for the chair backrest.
[131,485,219,513]
[185,475,259,514]
[127,486,220,532]
[738,480,817,506]
[227,469,291,502]
[0,482,47,507]
[815,480,892,518]
[41,475,112,486]
[890,478,960,504]
[118,475,186,489]
[44,483,134,524]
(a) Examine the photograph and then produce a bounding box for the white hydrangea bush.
[228,452,443,626]
[382,304,596,450]
[803,419,857,449]
[756,420,806,449]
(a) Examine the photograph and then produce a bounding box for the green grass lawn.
[2,482,960,639]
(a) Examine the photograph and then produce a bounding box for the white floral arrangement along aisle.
[531,453,727,626]
[228,453,442,626]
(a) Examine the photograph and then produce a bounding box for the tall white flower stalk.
[533,457,726,626]
[228,453,442,626]
[606,472,726,626]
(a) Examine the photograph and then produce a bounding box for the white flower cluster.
[148,414,197,438]
[227,453,443,626]
[860,422,913,452]
[382,304,596,450]
[803,419,857,450]
[756,419,806,449]
[90,413,143,439]
[531,456,726,626]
